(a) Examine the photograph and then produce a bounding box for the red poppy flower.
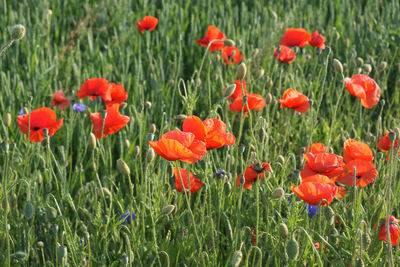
[291,174,342,206]
[17,107,63,142]
[104,83,128,107]
[378,216,400,246]
[149,129,207,164]
[173,167,203,194]
[50,90,71,110]
[182,115,235,150]
[304,143,327,154]
[274,45,296,63]
[77,78,112,101]
[278,89,310,114]
[343,139,374,162]
[221,46,243,65]
[301,152,344,180]
[136,16,158,33]
[236,162,271,189]
[89,104,130,139]
[251,228,257,245]
[280,28,311,47]
[229,94,266,115]
[224,80,247,100]
[335,159,377,187]
[344,74,381,109]
[378,130,399,153]
[196,25,226,52]
[309,31,326,50]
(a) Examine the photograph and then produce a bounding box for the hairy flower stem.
[0,40,14,57]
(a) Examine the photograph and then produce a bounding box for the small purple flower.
[125,23,130,27]
[18,109,24,115]
[306,204,320,218]
[120,211,136,224]
[215,169,226,179]
[72,103,86,112]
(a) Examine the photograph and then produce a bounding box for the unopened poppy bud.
[224,181,232,197]
[394,127,400,139]
[250,151,256,162]
[122,253,129,265]
[58,246,68,259]
[377,152,383,160]
[357,67,362,74]
[271,187,284,200]
[51,224,59,234]
[324,206,335,225]
[257,68,265,79]
[12,251,27,260]
[161,205,175,216]
[145,101,152,109]
[365,132,375,142]
[304,54,311,60]
[237,63,247,80]
[224,39,236,47]
[134,146,140,157]
[389,131,396,142]
[11,24,25,41]
[334,30,340,40]
[271,10,278,20]
[333,59,343,74]
[239,144,245,154]
[10,193,17,209]
[379,61,387,70]
[117,159,130,176]
[102,187,112,197]
[277,155,285,165]
[149,123,157,134]
[224,84,237,98]
[239,174,245,185]
[286,238,299,260]
[252,48,259,58]
[83,231,90,241]
[229,250,243,267]
[89,133,96,150]
[343,63,348,69]
[23,202,34,219]
[175,114,187,121]
[120,102,128,110]
[124,139,130,149]
[37,241,44,248]
[100,110,107,120]
[361,233,371,250]
[146,148,156,162]
[278,223,289,239]
[146,133,155,141]
[357,57,364,66]
[46,207,58,221]
[265,93,273,104]
[363,64,372,74]
[268,79,274,88]
[4,113,11,127]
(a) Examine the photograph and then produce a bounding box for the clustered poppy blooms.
[174,167,203,194]
[50,90,71,110]
[89,104,130,139]
[221,46,243,65]
[136,16,158,33]
[17,107,63,142]
[229,94,266,115]
[378,216,400,247]
[378,130,400,156]
[274,45,296,63]
[278,89,310,114]
[236,162,271,189]
[344,74,381,109]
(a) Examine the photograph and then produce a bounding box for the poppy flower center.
[251,163,267,173]
[33,126,40,131]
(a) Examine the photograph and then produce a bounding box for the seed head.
[361,233,371,250]
[11,24,26,41]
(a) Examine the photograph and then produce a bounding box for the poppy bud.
[361,233,371,250]
[58,246,68,259]
[175,114,187,121]
[365,132,375,142]
[377,151,383,160]
[330,228,340,245]
[277,155,285,165]
[388,131,396,142]
[278,223,289,239]
[83,231,90,241]
[10,193,18,209]
[237,63,247,80]
[4,113,11,127]
[271,187,284,200]
[343,63,348,69]
[161,204,175,216]
[149,123,157,134]
[257,68,265,79]
[252,48,260,58]
[124,139,130,149]
[239,174,245,185]
[229,250,243,267]
[394,127,400,139]
[100,110,107,120]
[334,30,340,40]
[286,238,299,260]
[102,187,112,198]
[46,207,58,221]
[122,253,129,265]
[324,206,335,226]
[11,24,26,41]
[51,224,59,234]
[303,54,311,60]
[268,79,274,88]
[146,133,155,141]
[89,133,96,150]
[224,84,237,98]
[363,64,372,74]
[333,59,343,74]
[146,148,156,163]
[265,93,273,104]
[357,57,364,66]
[145,101,152,109]
[134,146,140,157]
[224,181,232,197]
[23,202,34,220]
[224,39,236,47]
[37,241,44,248]
[379,61,387,70]
[271,10,278,20]
[120,102,128,110]
[117,159,130,176]
[12,251,27,260]
[356,67,362,74]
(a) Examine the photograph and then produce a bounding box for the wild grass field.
[1,0,400,266]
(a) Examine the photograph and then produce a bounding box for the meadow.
[1,0,400,266]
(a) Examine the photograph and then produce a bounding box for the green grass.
[1,0,400,266]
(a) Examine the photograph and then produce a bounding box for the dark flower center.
[33,127,40,131]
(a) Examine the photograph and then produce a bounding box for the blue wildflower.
[18,109,24,115]
[125,23,130,27]
[72,104,86,112]
[306,204,320,218]
[120,211,136,224]
[215,169,226,179]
